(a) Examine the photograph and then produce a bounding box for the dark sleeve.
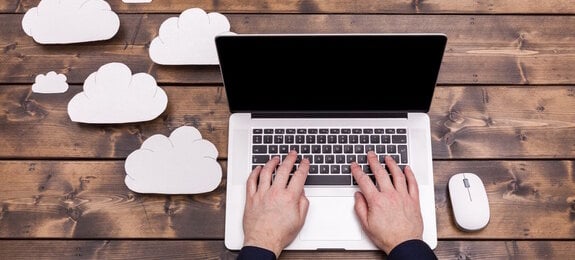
[236,246,277,260]
[387,239,437,260]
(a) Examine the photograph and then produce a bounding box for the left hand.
[242,150,310,258]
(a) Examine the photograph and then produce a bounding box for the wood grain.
[1,160,574,239]
[1,240,575,259]
[2,14,575,85]
[1,85,574,159]
[6,0,575,14]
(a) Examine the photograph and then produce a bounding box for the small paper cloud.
[67,62,168,123]
[149,7,236,65]
[32,71,69,93]
[22,0,120,44]
[124,126,222,194]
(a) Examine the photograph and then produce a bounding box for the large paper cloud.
[32,71,69,93]
[124,126,222,194]
[149,8,236,65]
[67,62,168,123]
[22,0,120,44]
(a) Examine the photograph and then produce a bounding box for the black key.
[352,128,362,134]
[269,145,278,153]
[330,165,340,174]
[297,128,307,134]
[381,135,391,143]
[336,155,346,163]
[325,155,335,164]
[347,155,356,163]
[341,128,351,134]
[349,135,359,143]
[353,175,376,185]
[279,145,289,153]
[357,155,367,163]
[341,165,351,174]
[374,128,385,134]
[252,155,270,163]
[305,175,351,185]
[314,155,324,164]
[306,135,316,144]
[301,145,310,153]
[264,129,274,134]
[290,145,300,152]
[370,135,380,143]
[365,145,375,152]
[285,135,294,143]
[317,135,327,143]
[344,145,354,153]
[322,145,332,153]
[392,135,407,144]
[309,165,319,174]
[360,135,369,143]
[295,135,305,143]
[263,135,273,144]
[333,145,343,153]
[330,129,340,134]
[311,145,321,153]
[275,129,284,134]
[397,128,407,134]
[385,129,395,134]
[252,145,267,154]
[319,128,329,134]
[376,145,386,153]
[253,129,263,134]
[286,129,296,134]
[363,129,373,134]
[338,135,348,143]
[274,135,284,144]
[327,135,337,143]
[302,154,313,163]
[387,145,397,153]
[320,165,330,174]
[253,135,262,144]
[354,145,364,153]
[308,129,318,134]
[398,145,408,163]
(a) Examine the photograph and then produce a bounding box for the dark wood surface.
[1,1,575,259]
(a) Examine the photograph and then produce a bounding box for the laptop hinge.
[251,112,408,119]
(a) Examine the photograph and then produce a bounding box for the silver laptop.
[218,33,447,251]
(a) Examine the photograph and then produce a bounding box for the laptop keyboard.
[251,127,408,185]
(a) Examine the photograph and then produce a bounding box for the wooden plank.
[1,240,575,259]
[2,14,575,85]
[6,0,575,14]
[1,85,574,159]
[0,161,226,239]
[1,160,574,239]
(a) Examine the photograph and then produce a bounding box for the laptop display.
[216,34,446,113]
[219,33,447,251]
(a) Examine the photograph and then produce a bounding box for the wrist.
[243,238,283,258]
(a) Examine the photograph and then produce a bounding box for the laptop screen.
[216,34,447,114]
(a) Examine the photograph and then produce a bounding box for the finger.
[404,165,420,200]
[351,161,378,197]
[353,192,369,229]
[385,155,407,193]
[273,150,297,188]
[258,156,280,190]
[366,151,393,191]
[246,166,261,197]
[287,157,309,193]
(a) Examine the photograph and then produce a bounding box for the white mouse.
[448,173,490,231]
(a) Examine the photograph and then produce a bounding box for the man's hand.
[242,150,310,258]
[351,151,424,254]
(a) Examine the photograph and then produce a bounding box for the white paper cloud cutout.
[67,62,168,123]
[32,71,69,93]
[124,126,222,194]
[22,0,120,44]
[149,8,236,65]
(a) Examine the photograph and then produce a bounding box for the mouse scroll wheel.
[463,178,470,188]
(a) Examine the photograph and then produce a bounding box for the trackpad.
[299,196,363,241]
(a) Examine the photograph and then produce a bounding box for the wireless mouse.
[448,173,490,231]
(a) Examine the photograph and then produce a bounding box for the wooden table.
[2,1,575,259]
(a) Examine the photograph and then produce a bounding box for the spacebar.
[305,175,351,185]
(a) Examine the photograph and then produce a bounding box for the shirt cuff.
[387,239,437,260]
[237,246,277,260]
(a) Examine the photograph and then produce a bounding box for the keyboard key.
[253,129,263,134]
[305,175,351,185]
[252,145,267,154]
[252,155,270,163]
[392,135,407,144]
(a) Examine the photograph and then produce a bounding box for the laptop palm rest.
[299,196,363,241]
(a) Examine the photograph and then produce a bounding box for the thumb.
[354,192,369,228]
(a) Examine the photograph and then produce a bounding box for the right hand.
[351,151,424,254]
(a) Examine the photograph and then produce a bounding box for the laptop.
[218,33,447,251]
